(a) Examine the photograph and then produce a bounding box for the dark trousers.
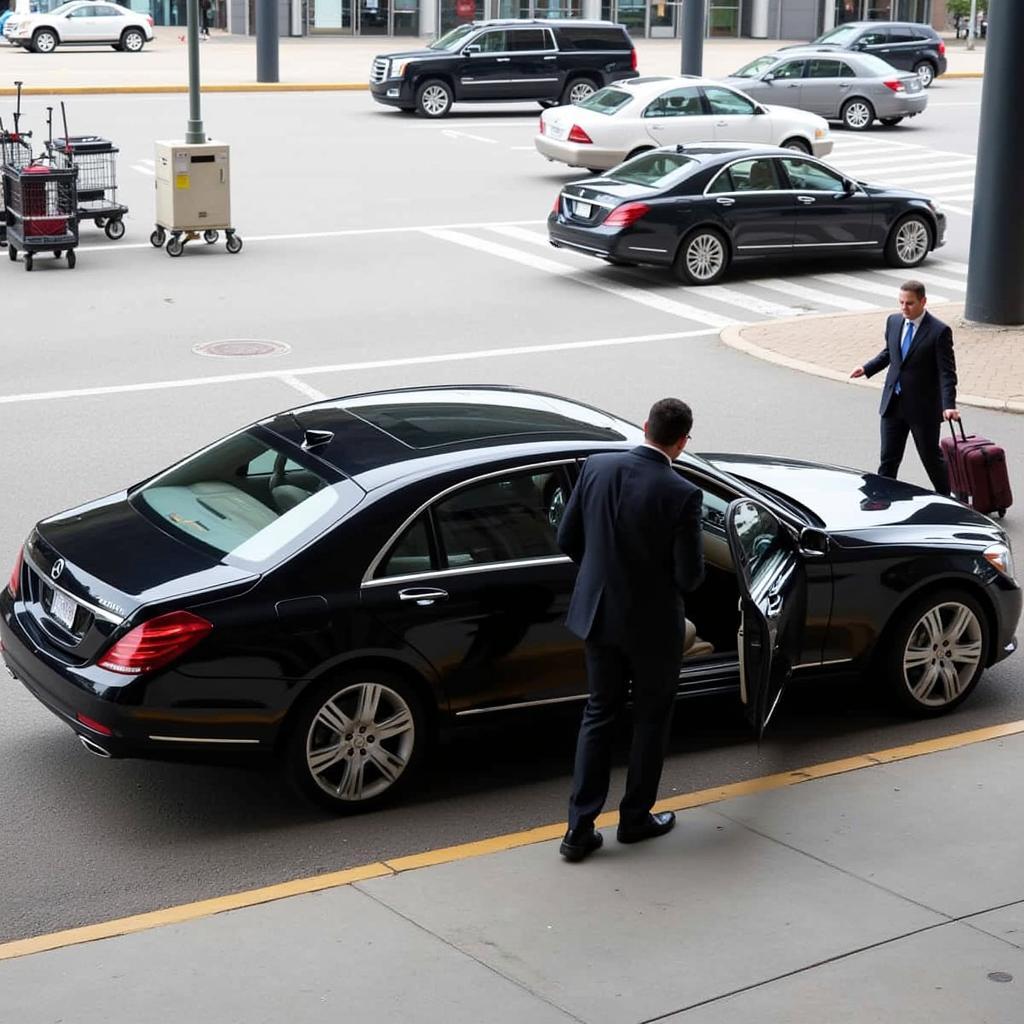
[879,395,950,495]
[567,639,681,832]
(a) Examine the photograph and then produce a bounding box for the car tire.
[781,137,811,153]
[415,79,453,118]
[285,670,428,814]
[674,227,729,286]
[884,213,932,268]
[841,97,874,131]
[121,28,145,52]
[914,61,936,89]
[31,28,58,53]
[880,117,904,127]
[561,76,597,106]
[882,588,989,716]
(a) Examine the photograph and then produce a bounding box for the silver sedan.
[721,49,927,132]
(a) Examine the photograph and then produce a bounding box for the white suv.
[4,1,154,53]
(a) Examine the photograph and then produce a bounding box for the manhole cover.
[193,339,291,358]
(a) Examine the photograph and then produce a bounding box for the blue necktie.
[895,321,914,395]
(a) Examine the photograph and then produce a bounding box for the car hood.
[375,47,449,62]
[708,454,1000,536]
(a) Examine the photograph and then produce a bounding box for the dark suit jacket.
[863,310,957,423]
[557,446,705,649]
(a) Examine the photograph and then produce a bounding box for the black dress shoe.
[559,827,604,863]
[616,811,676,844]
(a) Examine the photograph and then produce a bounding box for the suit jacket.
[557,446,705,649]
[863,310,957,423]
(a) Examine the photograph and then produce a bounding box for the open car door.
[725,498,807,740]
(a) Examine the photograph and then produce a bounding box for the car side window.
[781,157,846,192]
[706,168,734,194]
[730,500,782,585]
[836,60,856,77]
[644,86,704,118]
[507,28,547,52]
[69,5,97,15]
[726,158,781,192]
[377,515,435,579]
[859,31,889,46]
[807,59,842,78]
[433,469,567,569]
[772,61,805,80]
[703,87,757,116]
[888,29,919,44]
[474,30,507,53]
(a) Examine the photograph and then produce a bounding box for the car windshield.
[731,56,779,78]
[576,87,634,115]
[606,150,697,188]
[429,23,476,50]
[130,430,364,567]
[858,53,900,76]
[814,25,859,44]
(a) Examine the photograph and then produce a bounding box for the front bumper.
[535,134,624,171]
[811,138,833,157]
[370,79,414,107]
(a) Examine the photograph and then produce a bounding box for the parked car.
[369,18,637,118]
[547,144,946,284]
[535,76,831,174]
[723,49,927,131]
[3,386,1017,812]
[3,0,153,53]
[783,21,947,88]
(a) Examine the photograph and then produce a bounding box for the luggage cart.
[2,161,79,271]
[46,135,127,241]
[0,81,32,247]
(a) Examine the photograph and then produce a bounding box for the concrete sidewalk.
[1,725,1022,1022]
[0,29,986,93]
[723,303,1024,415]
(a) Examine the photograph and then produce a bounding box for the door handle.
[650,124,664,130]
[716,197,736,206]
[838,83,850,88]
[786,83,800,88]
[715,120,728,127]
[398,587,449,606]
[797,195,816,204]
[544,55,556,60]
[496,57,510,62]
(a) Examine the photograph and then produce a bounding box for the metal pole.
[680,0,704,76]
[257,0,280,84]
[185,0,205,143]
[966,0,977,51]
[965,0,1024,325]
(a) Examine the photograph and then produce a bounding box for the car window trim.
[362,458,577,585]
[642,87,709,120]
[363,554,572,590]
[703,158,790,197]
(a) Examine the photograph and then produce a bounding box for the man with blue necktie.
[850,280,959,495]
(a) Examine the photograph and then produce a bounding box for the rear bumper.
[547,212,674,266]
[878,94,928,118]
[535,135,624,170]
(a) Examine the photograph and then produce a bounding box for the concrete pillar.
[821,0,835,32]
[681,0,704,73]
[256,0,279,81]
[750,0,769,37]
[583,0,601,20]
[420,0,438,36]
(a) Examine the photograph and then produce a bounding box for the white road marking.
[753,278,878,312]
[873,266,967,291]
[441,129,499,144]
[0,329,715,408]
[425,228,737,328]
[883,169,976,186]
[832,153,968,171]
[280,375,328,401]
[812,272,950,305]
[695,284,806,319]
[511,146,536,150]
[932,258,969,275]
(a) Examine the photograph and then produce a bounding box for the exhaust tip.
[79,735,112,758]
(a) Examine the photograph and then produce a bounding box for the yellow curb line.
[0,83,370,96]
[720,313,1024,415]
[2,718,1022,963]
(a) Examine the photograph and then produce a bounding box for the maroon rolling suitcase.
[941,419,1012,518]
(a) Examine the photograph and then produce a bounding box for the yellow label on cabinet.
[175,174,191,190]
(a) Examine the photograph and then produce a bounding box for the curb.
[0,83,370,96]
[719,310,1024,415]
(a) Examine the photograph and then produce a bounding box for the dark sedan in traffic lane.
[2,387,1016,813]
[548,143,946,285]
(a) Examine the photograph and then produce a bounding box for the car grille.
[370,58,389,85]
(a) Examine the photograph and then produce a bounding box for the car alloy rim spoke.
[308,741,347,775]
[315,699,353,738]
[336,757,366,800]
[921,607,944,647]
[944,605,974,645]
[375,708,413,741]
[355,682,383,724]
[368,744,406,783]
[941,661,962,701]
[912,662,941,700]
[903,644,933,670]
[949,639,982,665]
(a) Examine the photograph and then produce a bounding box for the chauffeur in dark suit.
[850,280,959,495]
[556,398,705,862]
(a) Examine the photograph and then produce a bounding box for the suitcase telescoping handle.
[947,418,968,444]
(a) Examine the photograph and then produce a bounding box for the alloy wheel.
[685,233,725,282]
[916,63,935,88]
[568,80,595,105]
[123,30,144,52]
[901,602,983,708]
[420,85,450,117]
[895,218,930,264]
[305,681,416,803]
[34,30,56,53]
[843,101,872,130]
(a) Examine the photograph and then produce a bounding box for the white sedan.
[535,76,832,173]
[4,1,153,53]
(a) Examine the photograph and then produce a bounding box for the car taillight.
[567,124,593,144]
[883,79,905,93]
[938,40,945,56]
[147,15,154,26]
[539,116,545,136]
[604,202,650,228]
[7,547,23,598]
[98,610,212,676]
[552,193,561,214]
[631,48,637,72]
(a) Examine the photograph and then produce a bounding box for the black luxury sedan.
[548,144,946,285]
[2,387,1018,813]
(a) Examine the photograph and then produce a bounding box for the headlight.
[984,543,1014,579]
[814,127,828,139]
[390,59,412,79]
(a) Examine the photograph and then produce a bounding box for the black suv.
[787,21,947,88]
[369,19,637,118]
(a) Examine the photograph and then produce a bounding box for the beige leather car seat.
[684,618,715,659]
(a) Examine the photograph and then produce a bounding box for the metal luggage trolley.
[0,81,32,248]
[46,134,127,241]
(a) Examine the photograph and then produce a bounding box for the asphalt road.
[4,80,1019,943]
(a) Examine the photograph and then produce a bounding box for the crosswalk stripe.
[834,157,975,175]
[488,224,557,248]
[932,258,969,275]
[424,228,737,328]
[752,277,878,312]
[873,267,966,291]
[830,152,968,168]
[884,170,975,186]
[929,189,975,199]
[828,142,913,155]
[812,272,950,305]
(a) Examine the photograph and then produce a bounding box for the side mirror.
[462,44,481,55]
[762,73,775,83]
[843,178,856,193]
[753,105,767,115]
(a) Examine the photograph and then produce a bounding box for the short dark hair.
[646,398,693,446]
[900,279,926,300]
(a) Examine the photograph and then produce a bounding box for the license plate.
[548,124,568,141]
[50,589,77,631]
[573,201,593,218]
[907,79,920,92]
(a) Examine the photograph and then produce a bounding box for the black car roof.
[825,20,937,33]
[466,18,622,28]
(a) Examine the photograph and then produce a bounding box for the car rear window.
[857,53,902,76]
[608,150,698,187]
[554,26,631,50]
[131,430,363,566]
[577,87,633,115]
